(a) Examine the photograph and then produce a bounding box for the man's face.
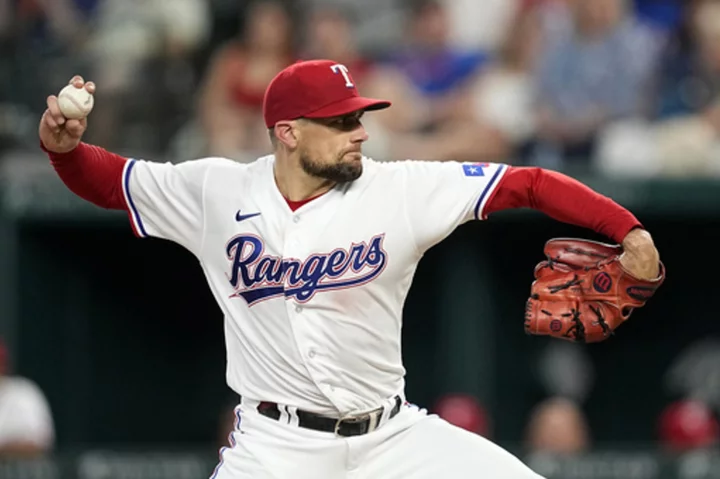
[295,110,368,183]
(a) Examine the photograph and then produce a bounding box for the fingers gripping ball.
[57,84,94,120]
[524,238,665,343]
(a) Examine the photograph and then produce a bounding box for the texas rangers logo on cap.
[262,60,391,128]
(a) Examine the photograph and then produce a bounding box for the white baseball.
[57,84,94,120]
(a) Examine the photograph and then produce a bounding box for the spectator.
[467,1,546,158]
[632,0,684,32]
[0,339,54,457]
[300,5,373,84]
[0,0,95,153]
[597,0,720,177]
[524,397,590,454]
[441,0,522,53]
[1,0,92,55]
[433,393,491,437]
[366,0,488,133]
[363,0,497,161]
[658,399,720,451]
[85,0,211,153]
[302,0,407,56]
[650,0,720,120]
[529,0,664,168]
[197,0,295,162]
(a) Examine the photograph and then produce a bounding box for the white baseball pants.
[210,401,545,479]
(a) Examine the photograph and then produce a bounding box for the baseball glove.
[524,238,665,343]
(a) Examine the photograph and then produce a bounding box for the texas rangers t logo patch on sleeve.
[462,163,489,177]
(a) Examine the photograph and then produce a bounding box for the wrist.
[41,140,82,157]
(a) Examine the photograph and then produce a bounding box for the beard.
[299,150,362,183]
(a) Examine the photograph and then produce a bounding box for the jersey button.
[295,305,303,313]
[293,215,300,223]
[308,349,316,359]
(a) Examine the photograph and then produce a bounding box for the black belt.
[255,395,403,437]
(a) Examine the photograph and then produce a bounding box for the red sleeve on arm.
[43,142,128,211]
[484,166,642,244]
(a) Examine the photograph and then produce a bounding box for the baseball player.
[38,60,662,478]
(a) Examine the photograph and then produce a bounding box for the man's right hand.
[39,76,95,154]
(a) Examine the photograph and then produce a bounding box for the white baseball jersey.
[122,156,507,416]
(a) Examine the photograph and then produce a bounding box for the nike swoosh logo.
[235,210,261,222]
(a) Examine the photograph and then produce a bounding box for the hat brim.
[302,96,391,120]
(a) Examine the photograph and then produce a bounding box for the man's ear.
[274,121,299,149]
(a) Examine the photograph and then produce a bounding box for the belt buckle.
[334,408,382,437]
[334,413,368,436]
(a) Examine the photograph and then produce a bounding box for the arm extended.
[43,141,128,210]
[485,167,659,279]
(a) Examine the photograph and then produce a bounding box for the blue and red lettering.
[225,234,388,305]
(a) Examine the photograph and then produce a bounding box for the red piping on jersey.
[483,166,642,244]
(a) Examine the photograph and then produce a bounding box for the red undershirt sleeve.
[42,141,128,210]
[482,166,642,244]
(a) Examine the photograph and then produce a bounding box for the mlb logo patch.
[462,163,489,177]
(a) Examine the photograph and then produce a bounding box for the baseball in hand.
[57,84,94,120]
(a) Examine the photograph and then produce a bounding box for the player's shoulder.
[154,154,272,183]
[177,154,271,172]
[360,156,427,173]
[355,157,442,191]
[359,157,510,189]
[362,157,473,176]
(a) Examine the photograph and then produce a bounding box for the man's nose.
[351,124,369,143]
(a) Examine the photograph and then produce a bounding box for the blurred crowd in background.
[0,0,719,177]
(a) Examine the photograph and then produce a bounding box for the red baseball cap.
[263,59,391,128]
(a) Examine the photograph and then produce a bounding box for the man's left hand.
[620,228,660,280]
